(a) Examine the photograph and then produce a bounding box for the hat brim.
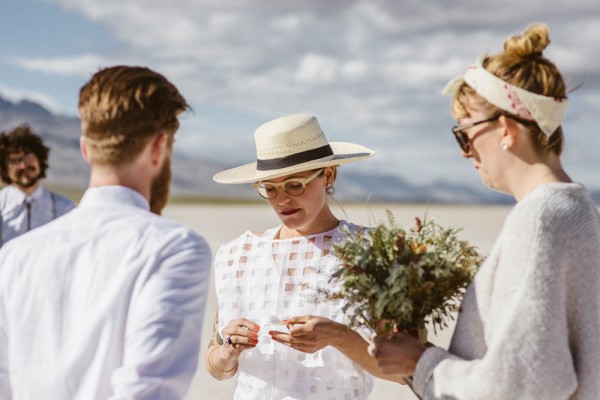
[213,142,375,184]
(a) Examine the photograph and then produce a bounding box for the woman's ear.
[498,115,519,149]
[324,166,337,185]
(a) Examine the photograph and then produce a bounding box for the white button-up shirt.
[0,186,211,400]
[0,184,76,247]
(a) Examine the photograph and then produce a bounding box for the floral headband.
[443,54,568,137]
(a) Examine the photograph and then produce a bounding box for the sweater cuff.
[413,346,451,397]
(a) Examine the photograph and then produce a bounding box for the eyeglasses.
[253,169,324,199]
[451,116,500,153]
[7,153,37,168]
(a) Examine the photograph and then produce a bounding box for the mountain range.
[1,95,595,204]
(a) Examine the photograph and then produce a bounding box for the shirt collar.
[29,184,47,202]
[79,186,150,211]
[7,184,47,203]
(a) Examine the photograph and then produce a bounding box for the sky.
[1,0,599,191]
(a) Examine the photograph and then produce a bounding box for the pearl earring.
[502,142,509,151]
[325,183,335,195]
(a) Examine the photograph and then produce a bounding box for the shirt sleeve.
[0,251,13,399]
[108,231,212,400]
[0,328,11,399]
[413,209,578,400]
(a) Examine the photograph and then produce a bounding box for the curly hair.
[0,124,49,184]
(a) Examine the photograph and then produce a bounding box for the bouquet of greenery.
[324,211,482,339]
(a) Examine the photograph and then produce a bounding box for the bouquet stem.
[405,321,428,344]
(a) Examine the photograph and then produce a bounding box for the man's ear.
[149,132,169,166]
[80,136,90,163]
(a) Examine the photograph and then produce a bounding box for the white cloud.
[271,13,305,33]
[8,54,113,77]
[23,0,600,190]
[295,54,339,84]
[340,60,370,81]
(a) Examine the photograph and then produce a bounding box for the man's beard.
[13,167,42,189]
[149,158,171,215]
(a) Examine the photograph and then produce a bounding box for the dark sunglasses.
[451,114,534,153]
[451,116,501,153]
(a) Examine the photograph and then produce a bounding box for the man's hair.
[78,66,190,165]
[0,124,49,184]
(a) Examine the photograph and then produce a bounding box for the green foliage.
[325,212,482,335]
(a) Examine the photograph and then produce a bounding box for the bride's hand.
[221,318,260,355]
[269,315,346,353]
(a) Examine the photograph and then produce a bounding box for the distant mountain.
[0,94,594,204]
[334,171,514,204]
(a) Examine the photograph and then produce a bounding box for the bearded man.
[0,66,211,399]
[0,125,75,247]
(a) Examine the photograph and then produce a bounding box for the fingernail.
[251,332,258,339]
[268,331,273,336]
[255,324,260,331]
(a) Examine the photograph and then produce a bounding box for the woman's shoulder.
[507,182,599,240]
[335,220,370,238]
[215,231,250,253]
[516,183,595,220]
[216,227,278,252]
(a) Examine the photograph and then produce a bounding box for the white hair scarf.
[443,54,568,137]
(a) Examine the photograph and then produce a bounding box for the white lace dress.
[214,220,374,400]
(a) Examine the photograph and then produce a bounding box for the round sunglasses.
[253,168,324,199]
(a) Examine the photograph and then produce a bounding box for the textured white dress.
[214,220,374,400]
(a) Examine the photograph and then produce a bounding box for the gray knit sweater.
[414,183,600,400]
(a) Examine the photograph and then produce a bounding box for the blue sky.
[1,0,599,191]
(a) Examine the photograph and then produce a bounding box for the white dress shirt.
[0,184,76,247]
[0,185,212,400]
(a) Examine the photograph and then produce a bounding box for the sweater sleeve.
[413,204,578,400]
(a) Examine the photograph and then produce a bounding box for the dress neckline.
[246,220,346,242]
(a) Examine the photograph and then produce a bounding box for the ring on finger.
[226,336,233,346]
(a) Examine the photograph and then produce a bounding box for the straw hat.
[213,114,375,184]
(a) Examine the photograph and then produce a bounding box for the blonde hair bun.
[504,23,550,57]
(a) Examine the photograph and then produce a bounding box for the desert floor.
[160,202,512,399]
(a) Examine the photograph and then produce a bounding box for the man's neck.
[88,165,151,204]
